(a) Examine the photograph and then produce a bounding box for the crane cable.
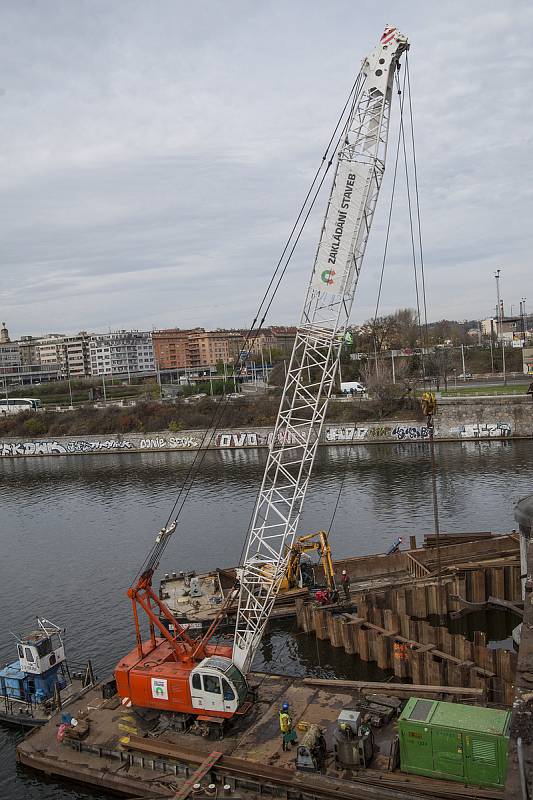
[327,67,407,538]
[404,52,443,610]
[371,64,407,353]
[329,55,441,596]
[134,69,365,583]
[406,52,430,352]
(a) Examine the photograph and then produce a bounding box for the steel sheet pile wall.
[296,561,520,705]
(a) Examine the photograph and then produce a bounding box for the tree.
[360,363,406,418]
[357,314,399,354]
[424,348,457,391]
[356,308,420,353]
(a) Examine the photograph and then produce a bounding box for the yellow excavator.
[280,530,336,592]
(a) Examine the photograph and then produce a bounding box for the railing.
[405,552,431,579]
[0,693,37,719]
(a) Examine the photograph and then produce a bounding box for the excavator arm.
[284,531,336,592]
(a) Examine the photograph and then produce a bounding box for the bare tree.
[424,348,457,391]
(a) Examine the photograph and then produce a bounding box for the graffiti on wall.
[139,436,200,449]
[392,425,431,440]
[325,426,369,442]
[0,435,201,457]
[325,424,430,441]
[459,422,512,439]
[215,430,301,448]
[0,419,516,457]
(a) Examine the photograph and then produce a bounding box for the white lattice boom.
[233,27,409,674]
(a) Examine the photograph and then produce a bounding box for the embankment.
[0,396,531,458]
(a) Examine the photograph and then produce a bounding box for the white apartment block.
[36,334,66,366]
[89,331,155,377]
[63,334,90,378]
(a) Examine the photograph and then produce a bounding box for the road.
[422,374,531,391]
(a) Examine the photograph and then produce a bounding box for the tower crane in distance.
[115,25,409,733]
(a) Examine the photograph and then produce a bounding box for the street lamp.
[495,269,506,385]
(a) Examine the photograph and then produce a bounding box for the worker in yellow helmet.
[279,701,298,751]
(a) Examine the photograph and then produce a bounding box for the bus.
[0,398,43,415]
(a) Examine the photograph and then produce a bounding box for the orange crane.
[115,25,409,732]
[115,522,247,719]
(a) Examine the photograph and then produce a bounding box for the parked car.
[226,393,242,400]
[458,372,473,379]
[183,393,208,404]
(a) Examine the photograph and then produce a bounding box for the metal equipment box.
[398,697,510,789]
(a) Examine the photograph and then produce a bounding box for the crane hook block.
[420,391,437,417]
[155,521,177,544]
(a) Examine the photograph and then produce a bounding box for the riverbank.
[1,396,531,457]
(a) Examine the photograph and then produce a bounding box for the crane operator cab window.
[190,657,247,715]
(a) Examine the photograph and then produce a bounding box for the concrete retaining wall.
[0,396,531,458]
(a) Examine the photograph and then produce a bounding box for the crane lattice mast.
[233,26,409,674]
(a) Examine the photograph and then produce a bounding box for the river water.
[0,439,531,799]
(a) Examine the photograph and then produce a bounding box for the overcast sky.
[1,1,532,339]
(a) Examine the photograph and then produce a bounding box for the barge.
[16,674,509,799]
[159,531,518,631]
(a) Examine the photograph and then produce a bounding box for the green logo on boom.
[321,269,336,286]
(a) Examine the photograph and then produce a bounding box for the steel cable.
[134,72,365,583]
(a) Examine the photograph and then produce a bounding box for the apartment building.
[187,330,232,369]
[152,329,199,370]
[89,331,155,376]
[0,322,21,372]
[19,336,39,366]
[36,334,66,367]
[223,326,297,360]
[153,328,234,370]
[62,333,91,379]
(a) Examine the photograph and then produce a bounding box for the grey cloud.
[1,1,532,337]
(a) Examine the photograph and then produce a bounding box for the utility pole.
[489,319,495,374]
[495,269,507,385]
[102,373,107,405]
[461,343,466,378]
[391,350,396,383]
[261,347,266,385]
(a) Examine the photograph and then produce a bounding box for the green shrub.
[23,416,47,436]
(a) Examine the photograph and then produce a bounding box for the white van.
[340,381,366,396]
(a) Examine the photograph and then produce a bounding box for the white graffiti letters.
[325,426,368,442]
[459,422,511,439]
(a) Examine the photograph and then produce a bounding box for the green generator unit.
[398,697,510,789]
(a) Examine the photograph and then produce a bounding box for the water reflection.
[0,439,532,799]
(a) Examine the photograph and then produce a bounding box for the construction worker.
[340,570,350,601]
[279,702,298,751]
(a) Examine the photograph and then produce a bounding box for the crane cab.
[190,656,247,715]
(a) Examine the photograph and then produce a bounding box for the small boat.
[0,617,96,728]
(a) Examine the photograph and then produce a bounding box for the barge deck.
[17,676,504,800]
